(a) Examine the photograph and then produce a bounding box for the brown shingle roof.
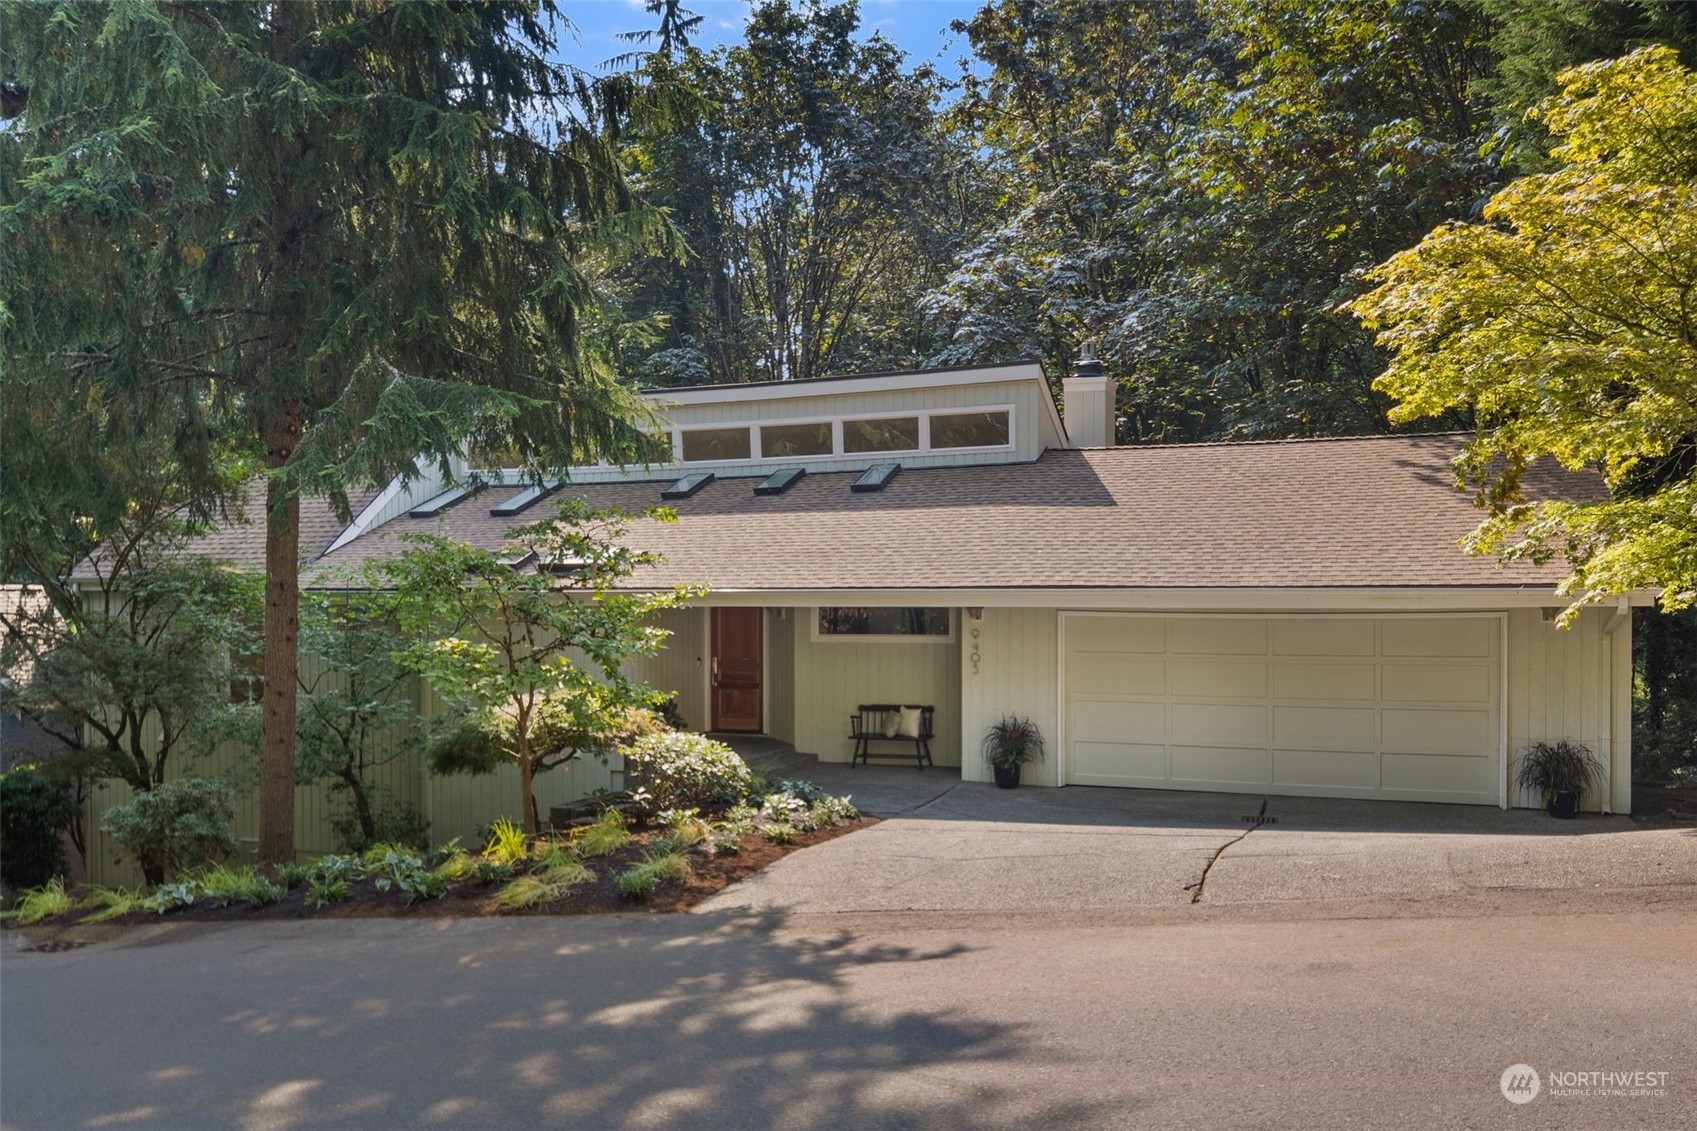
[70,483,382,580]
[317,434,1605,591]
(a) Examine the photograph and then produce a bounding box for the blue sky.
[553,0,985,75]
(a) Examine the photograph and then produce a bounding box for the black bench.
[850,704,935,769]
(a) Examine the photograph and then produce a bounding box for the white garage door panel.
[1068,655,1166,697]
[1063,615,1501,805]
[1068,616,1165,654]
[1381,708,1493,755]
[1072,742,1167,786]
[1273,705,1378,749]
[1070,698,1165,743]
[1168,618,1268,656]
[1171,746,1269,785]
[1272,618,1377,656]
[1170,703,1266,746]
[1382,753,1494,796]
[1379,663,1493,703]
[1272,662,1378,701]
[1170,660,1267,698]
[1274,749,1381,789]
[1382,617,1491,657]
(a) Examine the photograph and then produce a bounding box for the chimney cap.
[1072,340,1105,379]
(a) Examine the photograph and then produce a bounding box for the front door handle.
[712,656,719,686]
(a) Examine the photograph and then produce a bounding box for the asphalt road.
[4,900,1694,1131]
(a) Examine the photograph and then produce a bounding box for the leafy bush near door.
[621,732,753,811]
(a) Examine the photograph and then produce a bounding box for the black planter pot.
[1548,789,1579,819]
[992,764,1021,790]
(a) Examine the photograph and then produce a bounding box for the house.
[320,356,1640,813]
[69,356,1645,879]
[0,586,79,773]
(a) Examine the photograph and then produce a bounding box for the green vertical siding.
[789,610,962,765]
[959,607,1060,785]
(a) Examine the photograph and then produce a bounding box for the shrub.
[531,838,575,870]
[306,875,349,909]
[494,859,591,910]
[78,886,146,924]
[615,845,690,900]
[368,848,449,904]
[657,807,712,846]
[574,808,632,857]
[621,732,751,812]
[3,877,72,925]
[274,861,312,890]
[711,806,757,855]
[755,784,858,832]
[1,764,77,890]
[483,817,529,866]
[142,880,202,914]
[474,859,515,885]
[197,864,282,908]
[615,866,659,900]
[311,854,365,884]
[100,777,238,881]
[330,796,429,855]
[431,843,476,882]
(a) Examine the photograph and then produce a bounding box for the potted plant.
[1514,740,1605,818]
[982,715,1045,789]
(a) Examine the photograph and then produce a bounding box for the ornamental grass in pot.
[1514,740,1605,818]
[982,715,1046,789]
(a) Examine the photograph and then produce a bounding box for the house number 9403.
[969,627,981,674]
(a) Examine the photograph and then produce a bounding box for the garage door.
[1062,615,1502,804]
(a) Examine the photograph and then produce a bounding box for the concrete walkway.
[705,746,1697,915]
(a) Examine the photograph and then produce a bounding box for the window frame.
[677,424,754,464]
[927,407,1014,451]
[756,418,838,460]
[810,606,957,644]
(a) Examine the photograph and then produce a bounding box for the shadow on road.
[1,912,1131,1130]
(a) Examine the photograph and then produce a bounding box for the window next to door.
[814,607,954,642]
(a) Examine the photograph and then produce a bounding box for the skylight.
[754,467,806,496]
[489,479,561,518]
[851,463,901,493]
[660,471,715,500]
[408,484,479,517]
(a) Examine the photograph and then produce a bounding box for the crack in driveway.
[1186,799,1270,904]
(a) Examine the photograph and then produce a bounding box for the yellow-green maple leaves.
[1351,46,1697,616]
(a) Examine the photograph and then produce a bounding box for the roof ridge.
[640,358,1045,394]
[1079,431,1468,452]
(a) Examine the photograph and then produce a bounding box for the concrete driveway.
[708,754,1697,915]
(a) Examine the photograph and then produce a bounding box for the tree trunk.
[256,2,306,869]
[258,467,301,866]
[341,766,377,848]
[519,755,539,837]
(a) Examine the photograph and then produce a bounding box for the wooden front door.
[711,607,763,732]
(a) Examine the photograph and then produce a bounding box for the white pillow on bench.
[896,706,924,738]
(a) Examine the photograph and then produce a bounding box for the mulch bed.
[1629,784,1697,826]
[5,817,875,935]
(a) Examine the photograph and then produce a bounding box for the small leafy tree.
[295,591,429,852]
[1351,46,1697,619]
[0,552,262,808]
[382,502,702,835]
[100,777,239,883]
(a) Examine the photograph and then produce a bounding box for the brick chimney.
[1062,342,1115,448]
